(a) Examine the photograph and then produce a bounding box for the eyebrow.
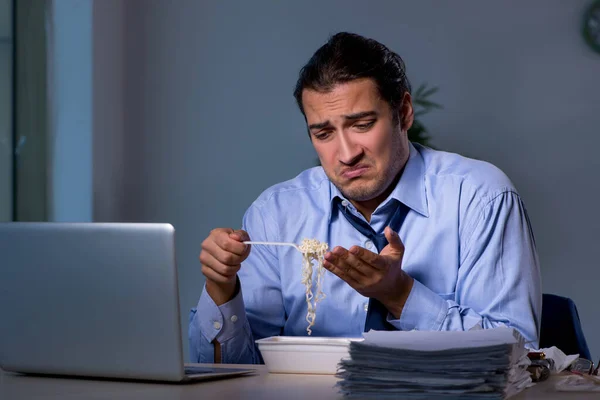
[307,111,378,130]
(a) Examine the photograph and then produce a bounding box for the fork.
[243,241,303,253]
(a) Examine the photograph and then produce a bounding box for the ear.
[400,92,414,132]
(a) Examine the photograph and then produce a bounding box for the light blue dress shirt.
[188,143,542,363]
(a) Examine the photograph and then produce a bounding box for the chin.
[339,183,382,202]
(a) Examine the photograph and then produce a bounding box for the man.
[188,32,541,364]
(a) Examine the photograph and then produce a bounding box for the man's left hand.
[322,226,414,319]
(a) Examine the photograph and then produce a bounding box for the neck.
[351,169,403,223]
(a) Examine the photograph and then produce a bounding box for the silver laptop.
[0,222,255,382]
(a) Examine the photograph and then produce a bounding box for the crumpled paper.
[541,346,580,373]
[527,346,600,392]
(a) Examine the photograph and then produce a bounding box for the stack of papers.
[336,327,532,399]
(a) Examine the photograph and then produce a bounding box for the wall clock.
[583,0,600,54]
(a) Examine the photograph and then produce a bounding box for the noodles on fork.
[298,238,328,335]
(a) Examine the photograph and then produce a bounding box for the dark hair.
[293,32,411,126]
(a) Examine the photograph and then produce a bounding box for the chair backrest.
[539,293,591,360]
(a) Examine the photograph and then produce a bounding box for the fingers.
[210,228,249,257]
[324,246,385,289]
[201,263,237,284]
[323,255,363,289]
[383,226,405,256]
[325,246,386,273]
[199,228,250,284]
[199,250,240,279]
[347,245,387,270]
[328,247,370,277]
[229,229,250,243]
[202,239,246,266]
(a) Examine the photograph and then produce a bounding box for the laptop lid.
[0,222,189,381]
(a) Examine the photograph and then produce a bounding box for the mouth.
[340,165,370,179]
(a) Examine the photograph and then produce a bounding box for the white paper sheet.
[363,326,518,351]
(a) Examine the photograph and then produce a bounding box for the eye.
[312,130,333,141]
[353,120,375,131]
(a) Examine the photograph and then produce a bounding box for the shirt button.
[213,321,222,330]
[365,240,374,250]
[341,200,349,207]
[364,302,369,312]
[230,315,238,323]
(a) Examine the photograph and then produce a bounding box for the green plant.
[408,83,443,148]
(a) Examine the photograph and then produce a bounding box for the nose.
[338,132,363,165]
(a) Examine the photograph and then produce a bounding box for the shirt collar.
[327,142,429,223]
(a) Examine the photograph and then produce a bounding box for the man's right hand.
[199,228,251,306]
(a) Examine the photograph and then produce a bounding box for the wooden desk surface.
[0,364,595,399]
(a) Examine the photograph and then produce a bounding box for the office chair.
[539,293,592,361]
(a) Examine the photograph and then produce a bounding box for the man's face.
[302,78,411,204]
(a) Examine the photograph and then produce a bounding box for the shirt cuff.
[197,283,248,343]
[387,279,448,331]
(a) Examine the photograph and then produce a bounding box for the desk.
[0,365,594,399]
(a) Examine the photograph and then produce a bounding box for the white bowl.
[255,336,362,374]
